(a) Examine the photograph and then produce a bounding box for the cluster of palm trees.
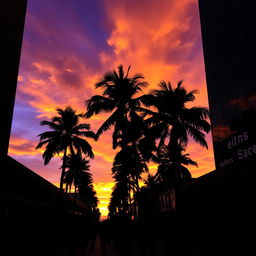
[36,64,210,221]
[85,65,210,219]
[36,107,99,216]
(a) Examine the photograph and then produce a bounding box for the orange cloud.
[18,58,98,119]
[9,136,40,156]
[18,75,24,82]
[99,0,207,100]
[187,135,216,177]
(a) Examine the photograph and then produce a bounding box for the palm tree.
[79,176,99,215]
[36,106,95,190]
[156,142,198,186]
[63,152,99,217]
[108,182,125,219]
[85,65,148,149]
[63,152,91,193]
[111,148,134,218]
[85,65,149,219]
[144,81,210,151]
[110,143,148,219]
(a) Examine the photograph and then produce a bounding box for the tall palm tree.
[111,148,134,218]
[63,152,99,216]
[85,65,149,219]
[85,65,148,149]
[36,106,95,190]
[78,173,99,215]
[144,81,210,151]
[108,182,125,219]
[110,143,148,219]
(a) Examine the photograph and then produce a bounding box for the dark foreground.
[2,212,256,256]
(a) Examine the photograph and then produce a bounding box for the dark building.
[172,1,256,253]
[0,1,27,155]
[199,0,256,169]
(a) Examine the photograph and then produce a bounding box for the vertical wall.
[198,0,256,169]
[0,1,27,155]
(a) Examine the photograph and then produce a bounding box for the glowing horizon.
[9,0,215,218]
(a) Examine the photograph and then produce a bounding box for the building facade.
[0,1,27,155]
[199,0,256,169]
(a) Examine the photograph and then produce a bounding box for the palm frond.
[42,143,59,165]
[125,65,131,78]
[73,123,90,131]
[183,107,210,121]
[185,123,208,149]
[39,120,60,130]
[72,136,94,158]
[96,110,119,138]
[133,94,155,107]
[85,95,115,118]
[184,157,198,167]
[35,139,51,149]
[80,131,96,139]
[37,131,59,141]
[184,90,198,102]
[158,80,169,92]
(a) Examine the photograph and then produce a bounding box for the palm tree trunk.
[169,124,179,147]
[128,189,131,219]
[69,145,75,156]
[60,147,67,191]
[135,175,140,193]
[131,187,136,221]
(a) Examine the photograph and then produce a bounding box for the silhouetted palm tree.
[79,178,99,214]
[63,152,99,217]
[85,65,148,148]
[63,152,91,193]
[111,149,133,218]
[156,142,197,186]
[108,182,125,218]
[85,65,150,219]
[144,81,210,151]
[109,143,148,219]
[36,106,95,190]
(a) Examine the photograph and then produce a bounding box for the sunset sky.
[9,0,215,218]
